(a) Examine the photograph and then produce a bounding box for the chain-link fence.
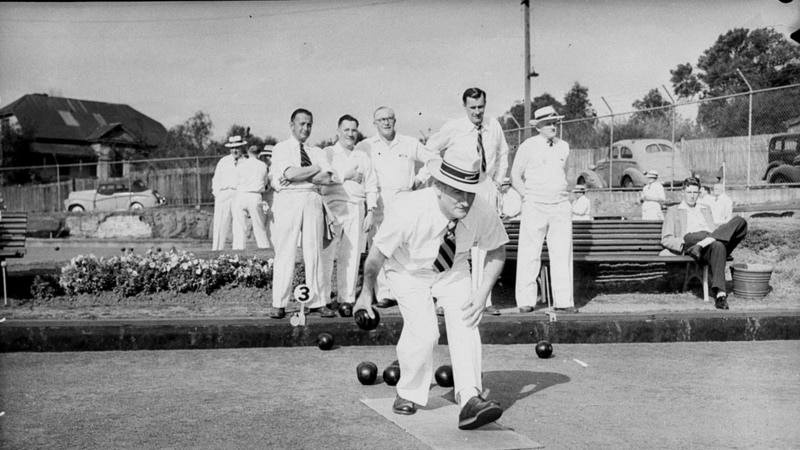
[3,85,799,213]
[503,84,800,189]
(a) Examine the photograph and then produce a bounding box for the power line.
[0,0,402,24]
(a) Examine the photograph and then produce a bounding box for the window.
[611,147,620,159]
[93,113,107,126]
[58,110,80,127]
[98,185,114,195]
[786,139,797,151]
[645,144,661,153]
[659,144,673,152]
[620,147,633,159]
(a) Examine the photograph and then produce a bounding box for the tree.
[561,82,598,148]
[631,88,671,123]
[158,111,215,158]
[669,27,800,137]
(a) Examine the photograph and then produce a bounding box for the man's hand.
[363,211,374,234]
[354,290,375,319]
[279,177,291,187]
[461,292,486,329]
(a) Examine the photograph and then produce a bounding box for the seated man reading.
[660,177,748,310]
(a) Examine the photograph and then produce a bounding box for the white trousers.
[470,178,500,307]
[369,190,411,300]
[272,190,325,309]
[322,201,365,305]
[212,190,236,251]
[515,200,574,308]
[389,264,482,407]
[232,192,270,250]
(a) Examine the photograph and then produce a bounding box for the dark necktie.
[300,143,311,167]
[476,125,487,172]
[547,138,554,147]
[433,220,458,273]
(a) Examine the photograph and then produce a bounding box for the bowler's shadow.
[433,370,570,410]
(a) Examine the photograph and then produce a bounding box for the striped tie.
[300,143,311,167]
[476,125,486,173]
[547,138,554,147]
[433,220,458,273]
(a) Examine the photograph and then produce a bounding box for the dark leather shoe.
[518,306,535,313]
[484,305,501,316]
[269,307,286,319]
[715,295,729,310]
[308,307,336,318]
[685,244,702,262]
[392,395,417,415]
[376,298,397,308]
[458,395,503,430]
[554,307,580,314]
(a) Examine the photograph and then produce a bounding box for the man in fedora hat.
[211,135,247,250]
[511,105,579,313]
[571,184,591,221]
[640,169,665,220]
[426,87,510,316]
[232,145,271,250]
[354,150,508,430]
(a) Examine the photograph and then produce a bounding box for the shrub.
[30,274,64,300]
[58,249,275,297]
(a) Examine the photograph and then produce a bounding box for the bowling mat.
[360,396,543,450]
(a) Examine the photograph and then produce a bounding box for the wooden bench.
[0,211,28,306]
[503,219,715,303]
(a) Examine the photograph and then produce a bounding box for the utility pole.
[522,1,539,140]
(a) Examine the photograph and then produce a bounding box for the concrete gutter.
[2,310,798,352]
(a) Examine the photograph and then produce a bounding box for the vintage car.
[64,180,166,212]
[762,133,800,183]
[576,139,693,189]
[765,154,800,184]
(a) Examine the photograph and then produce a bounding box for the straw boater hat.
[426,147,481,194]
[572,184,587,193]
[224,135,248,148]
[644,170,659,179]
[530,106,564,127]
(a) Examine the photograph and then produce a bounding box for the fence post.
[195,157,201,208]
[736,69,753,187]
[662,85,677,190]
[602,97,614,190]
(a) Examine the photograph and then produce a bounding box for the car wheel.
[622,177,634,188]
[130,202,144,211]
[69,205,85,212]
[770,174,790,184]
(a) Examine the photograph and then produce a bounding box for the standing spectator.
[499,177,522,220]
[708,183,733,226]
[232,145,270,250]
[571,185,591,221]
[511,105,578,314]
[356,106,439,309]
[270,109,336,319]
[426,87,510,316]
[661,177,747,310]
[353,150,508,430]
[211,135,246,251]
[640,170,665,220]
[321,115,378,308]
[259,145,275,249]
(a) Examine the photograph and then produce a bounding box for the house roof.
[0,94,167,148]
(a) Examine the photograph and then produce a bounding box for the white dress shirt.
[355,133,437,196]
[211,154,240,196]
[235,156,270,193]
[321,142,379,212]
[373,188,509,276]
[270,136,332,192]
[425,116,509,185]
[511,134,570,204]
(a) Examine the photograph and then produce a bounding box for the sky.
[1,0,799,145]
